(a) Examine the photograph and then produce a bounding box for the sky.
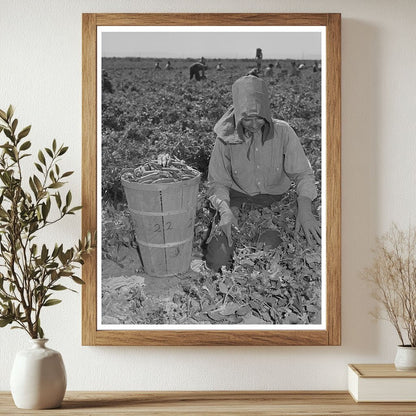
[101,29,322,60]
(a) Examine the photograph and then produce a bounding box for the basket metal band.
[129,208,191,216]
[136,237,193,248]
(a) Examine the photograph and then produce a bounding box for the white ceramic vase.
[10,339,67,409]
[394,345,416,371]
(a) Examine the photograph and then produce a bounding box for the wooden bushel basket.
[121,174,201,277]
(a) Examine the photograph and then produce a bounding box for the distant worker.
[255,48,263,72]
[165,60,173,70]
[290,61,300,77]
[189,61,207,81]
[216,62,224,71]
[298,63,305,70]
[247,68,260,77]
[102,70,113,93]
[154,62,161,70]
[200,56,207,66]
[264,63,274,77]
[313,60,321,72]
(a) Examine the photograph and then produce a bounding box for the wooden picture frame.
[82,13,341,346]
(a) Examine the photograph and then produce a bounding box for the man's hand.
[208,196,238,246]
[218,206,239,247]
[157,153,171,167]
[295,196,321,245]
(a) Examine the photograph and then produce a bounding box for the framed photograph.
[82,13,341,346]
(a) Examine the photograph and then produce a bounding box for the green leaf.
[19,140,31,151]
[29,222,39,234]
[65,191,72,207]
[50,285,68,291]
[0,317,13,327]
[0,207,8,220]
[52,244,63,259]
[0,292,11,302]
[48,182,64,189]
[52,139,57,152]
[45,148,53,158]
[69,206,82,214]
[41,202,50,220]
[33,175,43,192]
[34,163,43,173]
[55,192,62,208]
[61,171,74,178]
[11,119,18,133]
[4,129,12,140]
[40,244,48,262]
[38,325,44,339]
[43,299,62,307]
[17,125,31,140]
[38,150,46,165]
[58,250,67,264]
[72,276,85,285]
[6,105,14,122]
[58,146,68,156]
[29,177,38,197]
[0,109,7,121]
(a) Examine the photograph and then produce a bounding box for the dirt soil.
[101,246,203,325]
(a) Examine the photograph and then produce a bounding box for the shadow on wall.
[340,19,382,357]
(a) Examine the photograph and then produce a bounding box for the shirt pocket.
[266,166,283,186]
[231,165,251,187]
[230,147,253,186]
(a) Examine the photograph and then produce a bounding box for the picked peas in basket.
[121,154,200,184]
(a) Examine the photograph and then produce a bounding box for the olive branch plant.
[0,106,94,339]
[362,223,416,347]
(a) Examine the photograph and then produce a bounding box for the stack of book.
[348,364,416,402]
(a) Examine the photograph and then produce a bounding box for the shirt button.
[257,181,261,185]
[255,148,258,151]
[256,165,260,169]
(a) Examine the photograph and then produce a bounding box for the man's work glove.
[157,153,171,167]
[207,195,238,247]
[295,196,321,245]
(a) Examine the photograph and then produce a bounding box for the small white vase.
[394,345,416,371]
[10,339,67,409]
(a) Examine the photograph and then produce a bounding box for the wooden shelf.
[1,391,416,415]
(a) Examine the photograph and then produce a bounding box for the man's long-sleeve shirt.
[208,119,317,204]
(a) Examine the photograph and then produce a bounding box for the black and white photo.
[98,27,325,329]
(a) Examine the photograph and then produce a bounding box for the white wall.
[1,0,415,391]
